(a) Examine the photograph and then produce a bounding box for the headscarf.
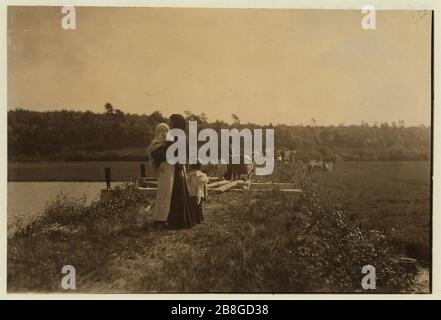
[169,114,187,130]
[147,123,170,156]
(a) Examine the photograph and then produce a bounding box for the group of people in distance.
[276,149,297,162]
[147,114,209,230]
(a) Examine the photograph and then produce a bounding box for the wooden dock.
[101,177,301,201]
[100,165,300,201]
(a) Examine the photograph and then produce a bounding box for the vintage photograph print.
[7,6,432,293]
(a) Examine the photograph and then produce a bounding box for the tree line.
[8,105,431,162]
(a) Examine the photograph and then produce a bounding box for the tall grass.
[8,182,150,292]
[144,188,414,293]
[8,170,416,293]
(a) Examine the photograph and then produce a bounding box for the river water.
[7,181,123,227]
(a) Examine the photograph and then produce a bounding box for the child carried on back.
[187,163,209,224]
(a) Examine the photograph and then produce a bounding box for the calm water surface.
[7,182,123,226]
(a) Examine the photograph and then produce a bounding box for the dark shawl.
[151,141,193,229]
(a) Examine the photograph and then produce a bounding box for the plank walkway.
[101,178,301,201]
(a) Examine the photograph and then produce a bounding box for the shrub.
[294,187,415,292]
[13,181,149,238]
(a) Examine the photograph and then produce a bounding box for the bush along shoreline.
[8,178,420,293]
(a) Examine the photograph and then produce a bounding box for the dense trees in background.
[8,106,431,162]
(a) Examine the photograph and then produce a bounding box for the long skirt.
[167,165,194,229]
[189,197,204,224]
[152,162,175,222]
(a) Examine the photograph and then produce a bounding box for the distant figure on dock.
[290,150,297,163]
[276,150,283,161]
[223,154,255,181]
[280,149,286,162]
[285,150,291,162]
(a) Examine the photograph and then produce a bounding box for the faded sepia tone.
[8,7,431,125]
[7,6,432,294]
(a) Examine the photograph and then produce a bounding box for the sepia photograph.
[6,5,432,294]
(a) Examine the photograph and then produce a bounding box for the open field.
[312,161,431,265]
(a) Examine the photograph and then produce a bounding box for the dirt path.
[78,196,229,293]
[411,267,430,293]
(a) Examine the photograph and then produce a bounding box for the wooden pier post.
[104,167,111,189]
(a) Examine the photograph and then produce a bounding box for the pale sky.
[7,7,432,125]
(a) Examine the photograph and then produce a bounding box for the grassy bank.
[8,172,420,293]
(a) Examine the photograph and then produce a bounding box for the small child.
[187,163,209,224]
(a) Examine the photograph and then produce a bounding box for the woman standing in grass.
[147,123,175,229]
[148,115,193,229]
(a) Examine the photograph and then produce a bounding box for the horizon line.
[7,106,432,128]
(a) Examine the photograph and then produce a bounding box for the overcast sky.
[7,7,432,126]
